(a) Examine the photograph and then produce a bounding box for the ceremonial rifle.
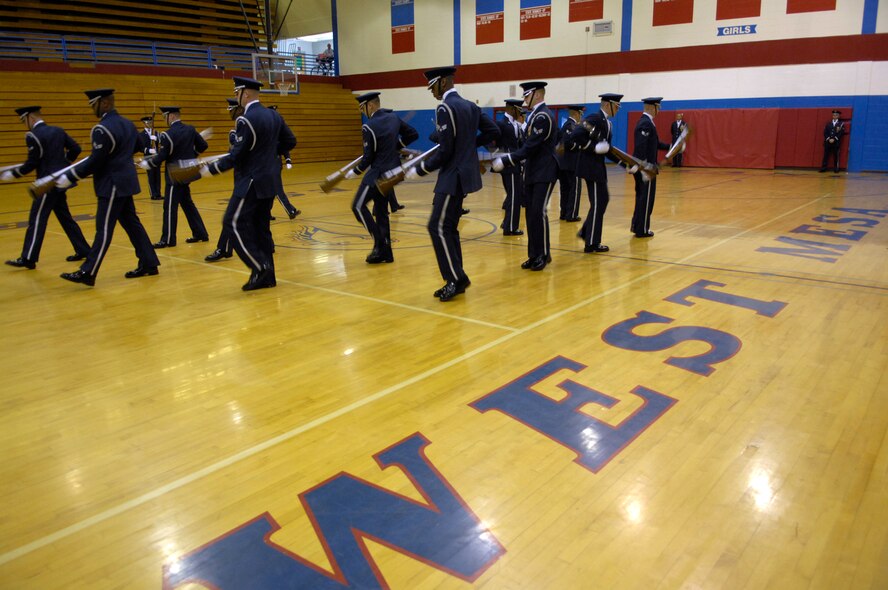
[167,154,227,184]
[319,156,362,193]
[662,124,693,164]
[375,145,439,195]
[28,158,90,199]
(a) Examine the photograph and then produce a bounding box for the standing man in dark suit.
[557,105,584,222]
[492,98,525,236]
[406,66,499,301]
[820,109,845,173]
[201,76,296,291]
[493,81,558,271]
[137,115,162,199]
[2,105,90,269]
[205,98,241,262]
[670,112,686,168]
[344,91,418,264]
[569,92,623,253]
[58,88,160,286]
[139,106,209,248]
[629,97,670,238]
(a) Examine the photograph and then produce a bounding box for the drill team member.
[629,97,669,238]
[58,88,160,286]
[344,91,418,263]
[137,115,162,199]
[2,106,90,270]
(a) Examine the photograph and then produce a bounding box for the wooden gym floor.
[0,163,886,589]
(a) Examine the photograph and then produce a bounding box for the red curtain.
[627,109,780,169]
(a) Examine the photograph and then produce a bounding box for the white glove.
[491,157,504,172]
[627,165,639,174]
[285,162,292,170]
[149,135,157,141]
[55,174,73,189]
[148,148,157,155]
[0,170,14,181]
[199,128,214,140]
[640,170,653,183]
[828,138,835,143]
[344,169,357,180]
[137,159,150,170]
[594,141,610,155]
[198,165,212,178]
[404,166,420,180]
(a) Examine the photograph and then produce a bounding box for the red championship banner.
[569,0,604,23]
[391,0,415,54]
[716,0,761,20]
[520,0,551,40]
[652,0,694,26]
[476,0,504,45]
[786,0,836,14]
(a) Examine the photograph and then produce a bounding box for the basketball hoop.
[276,82,292,96]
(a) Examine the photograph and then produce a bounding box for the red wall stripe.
[340,33,888,90]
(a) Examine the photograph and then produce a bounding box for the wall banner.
[716,0,761,20]
[520,0,551,40]
[476,0,505,45]
[652,0,694,27]
[391,0,415,54]
[786,0,836,14]
[568,0,604,23]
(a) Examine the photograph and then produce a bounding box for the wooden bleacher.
[0,0,266,49]
[0,70,362,179]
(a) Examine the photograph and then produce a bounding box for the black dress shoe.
[66,253,87,262]
[503,230,524,236]
[153,241,174,248]
[395,204,405,211]
[150,195,163,200]
[366,250,394,264]
[287,208,301,219]
[521,258,534,269]
[60,269,95,286]
[530,256,547,271]
[438,281,462,301]
[205,249,232,262]
[124,265,159,278]
[242,267,275,291]
[818,169,826,173]
[460,208,470,215]
[456,275,471,292]
[433,283,448,298]
[5,257,36,269]
[565,217,581,222]
[634,231,654,238]
[185,236,209,243]
[584,244,610,253]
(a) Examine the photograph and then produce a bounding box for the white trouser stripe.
[509,174,517,228]
[165,184,175,242]
[90,188,116,276]
[24,195,48,260]
[572,176,581,217]
[589,182,598,246]
[232,198,261,270]
[355,185,371,232]
[438,195,458,279]
[644,180,652,233]
[542,182,554,256]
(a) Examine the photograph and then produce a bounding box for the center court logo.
[288,223,381,248]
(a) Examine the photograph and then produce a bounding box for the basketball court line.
[0,192,833,567]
